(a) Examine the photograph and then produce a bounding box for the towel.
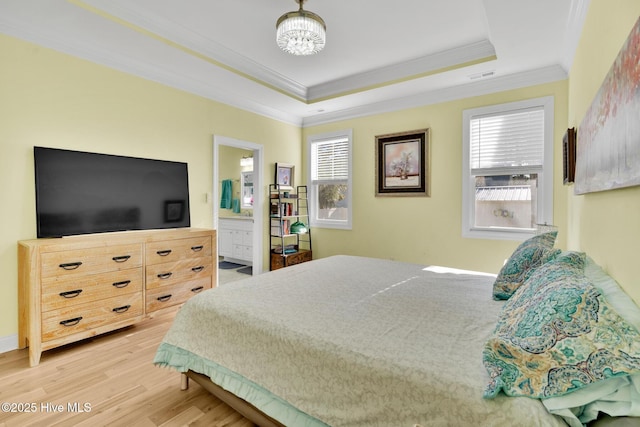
[232,198,241,213]
[220,179,232,209]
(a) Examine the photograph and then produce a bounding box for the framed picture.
[375,129,430,197]
[275,163,295,190]
[563,127,576,185]
[575,16,640,194]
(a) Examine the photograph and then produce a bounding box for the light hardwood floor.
[0,306,255,427]
[218,262,252,286]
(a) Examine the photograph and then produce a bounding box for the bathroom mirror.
[241,171,254,209]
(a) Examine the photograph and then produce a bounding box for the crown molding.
[79,1,497,104]
[0,15,303,126]
[302,64,568,127]
[79,0,309,100]
[307,39,497,101]
[0,4,570,129]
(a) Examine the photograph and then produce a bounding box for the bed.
[154,235,640,426]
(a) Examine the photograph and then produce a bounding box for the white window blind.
[308,130,352,230]
[470,107,545,174]
[312,137,349,181]
[462,96,554,240]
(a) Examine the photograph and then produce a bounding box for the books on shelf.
[269,202,296,218]
[271,219,290,236]
[269,193,298,199]
[281,203,293,217]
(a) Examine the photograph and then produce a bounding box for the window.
[307,129,352,229]
[462,97,554,240]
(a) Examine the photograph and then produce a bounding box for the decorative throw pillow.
[500,251,587,316]
[483,252,640,399]
[502,251,591,302]
[492,231,559,300]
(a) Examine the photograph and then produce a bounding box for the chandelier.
[276,0,326,56]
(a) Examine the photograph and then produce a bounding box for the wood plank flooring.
[0,306,255,427]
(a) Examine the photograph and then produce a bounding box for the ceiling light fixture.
[276,0,326,56]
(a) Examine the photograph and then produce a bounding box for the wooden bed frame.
[181,369,639,427]
[181,370,286,427]
[180,370,639,427]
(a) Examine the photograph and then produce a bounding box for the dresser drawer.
[41,292,143,341]
[145,277,211,312]
[146,277,211,313]
[145,256,213,290]
[41,268,143,312]
[40,244,143,279]
[146,237,212,265]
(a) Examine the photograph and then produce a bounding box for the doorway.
[213,135,264,285]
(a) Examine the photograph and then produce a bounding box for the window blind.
[312,137,349,181]
[470,107,544,173]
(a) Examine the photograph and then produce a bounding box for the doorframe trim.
[213,135,264,278]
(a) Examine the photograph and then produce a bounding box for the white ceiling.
[0,0,590,126]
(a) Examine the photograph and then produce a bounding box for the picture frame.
[375,129,430,197]
[562,127,576,185]
[575,16,640,194]
[275,163,295,191]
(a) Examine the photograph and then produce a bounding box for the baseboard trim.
[0,334,19,354]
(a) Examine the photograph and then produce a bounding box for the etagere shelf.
[269,184,312,270]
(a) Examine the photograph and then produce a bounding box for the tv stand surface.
[18,228,216,367]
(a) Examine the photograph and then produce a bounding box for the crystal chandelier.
[276,0,326,56]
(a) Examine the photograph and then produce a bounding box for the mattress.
[155,255,566,426]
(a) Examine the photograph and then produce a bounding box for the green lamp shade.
[290,221,307,234]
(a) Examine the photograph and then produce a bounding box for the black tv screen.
[34,147,191,238]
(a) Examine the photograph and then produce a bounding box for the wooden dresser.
[18,228,216,366]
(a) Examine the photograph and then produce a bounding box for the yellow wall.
[0,34,299,339]
[567,0,640,304]
[303,80,569,273]
[4,0,639,346]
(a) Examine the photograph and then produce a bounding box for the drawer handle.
[157,294,172,302]
[112,280,131,289]
[157,249,172,256]
[59,289,83,299]
[191,286,204,293]
[112,255,131,263]
[60,317,83,327]
[112,305,131,314]
[157,272,173,280]
[191,245,204,252]
[59,262,82,270]
[191,266,205,273]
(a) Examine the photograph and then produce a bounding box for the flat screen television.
[34,147,191,238]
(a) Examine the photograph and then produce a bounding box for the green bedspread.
[155,255,566,427]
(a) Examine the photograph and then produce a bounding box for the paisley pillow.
[492,231,559,300]
[505,250,587,305]
[483,252,640,399]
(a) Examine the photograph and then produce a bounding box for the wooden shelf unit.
[18,227,216,366]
